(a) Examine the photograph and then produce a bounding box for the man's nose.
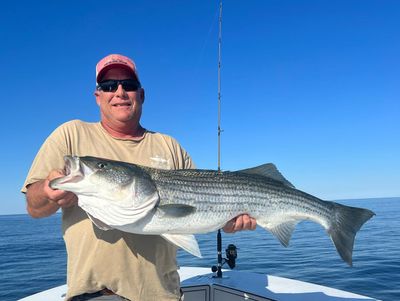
[115,84,128,97]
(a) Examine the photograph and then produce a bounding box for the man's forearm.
[25,180,60,218]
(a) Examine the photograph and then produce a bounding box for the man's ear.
[94,90,101,105]
[140,88,145,104]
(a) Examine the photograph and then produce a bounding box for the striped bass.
[50,156,375,265]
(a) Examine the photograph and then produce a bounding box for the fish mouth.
[49,156,85,189]
[63,156,82,178]
[63,156,72,175]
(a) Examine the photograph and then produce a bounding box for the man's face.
[94,67,144,127]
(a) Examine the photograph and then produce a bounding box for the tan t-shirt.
[22,120,195,301]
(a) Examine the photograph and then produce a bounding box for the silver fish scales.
[50,156,375,265]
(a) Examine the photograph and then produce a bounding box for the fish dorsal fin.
[238,163,295,188]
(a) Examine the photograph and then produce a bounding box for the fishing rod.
[217,0,222,173]
[211,0,238,278]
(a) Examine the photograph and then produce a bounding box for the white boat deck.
[181,267,377,301]
[19,267,378,301]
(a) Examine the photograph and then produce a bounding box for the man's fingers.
[241,214,257,230]
[232,214,257,232]
[249,216,257,230]
[57,193,78,208]
[44,169,78,208]
[224,214,257,233]
[240,214,251,230]
[222,219,236,233]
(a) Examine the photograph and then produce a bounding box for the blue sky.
[1,0,399,215]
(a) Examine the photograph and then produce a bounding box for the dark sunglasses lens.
[98,80,140,92]
[121,80,140,91]
[98,80,118,92]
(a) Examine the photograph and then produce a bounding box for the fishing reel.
[212,230,238,277]
[211,243,237,272]
[224,244,238,269]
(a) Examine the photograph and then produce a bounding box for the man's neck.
[100,121,145,139]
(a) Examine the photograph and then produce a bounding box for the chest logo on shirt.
[150,156,171,169]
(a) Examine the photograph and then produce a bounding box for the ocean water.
[0,197,398,301]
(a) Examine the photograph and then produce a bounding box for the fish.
[50,155,375,266]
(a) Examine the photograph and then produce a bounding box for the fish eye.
[97,162,107,169]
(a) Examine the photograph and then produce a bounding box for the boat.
[18,266,378,301]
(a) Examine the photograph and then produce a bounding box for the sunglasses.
[97,79,141,92]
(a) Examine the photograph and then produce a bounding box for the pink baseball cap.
[96,54,140,83]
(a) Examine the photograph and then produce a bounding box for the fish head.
[49,156,90,192]
[50,155,135,198]
[78,156,137,188]
[50,156,158,207]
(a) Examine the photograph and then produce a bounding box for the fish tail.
[328,203,375,266]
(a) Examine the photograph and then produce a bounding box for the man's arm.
[25,170,77,218]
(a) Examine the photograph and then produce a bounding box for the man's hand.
[222,214,257,233]
[44,169,77,208]
[26,169,78,218]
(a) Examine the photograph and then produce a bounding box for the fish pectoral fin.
[238,164,295,188]
[258,219,299,247]
[86,213,113,231]
[158,204,196,217]
[161,234,202,258]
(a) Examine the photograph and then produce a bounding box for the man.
[22,54,256,301]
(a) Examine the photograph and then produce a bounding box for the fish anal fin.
[258,219,299,247]
[238,164,295,188]
[162,234,202,258]
[158,204,196,217]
